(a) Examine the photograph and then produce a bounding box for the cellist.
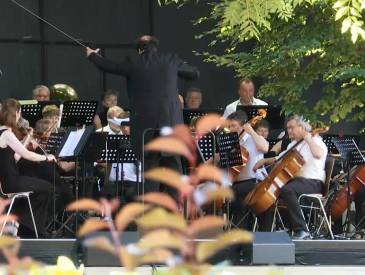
[253,115,328,239]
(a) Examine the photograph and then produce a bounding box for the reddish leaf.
[145,167,187,192]
[188,216,226,236]
[145,137,194,165]
[195,164,225,184]
[137,193,179,213]
[115,203,150,231]
[77,219,108,237]
[67,199,102,214]
[196,114,225,137]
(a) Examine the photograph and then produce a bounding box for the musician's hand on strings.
[253,159,266,172]
[86,47,100,57]
[46,154,57,162]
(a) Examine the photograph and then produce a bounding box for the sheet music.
[59,128,85,157]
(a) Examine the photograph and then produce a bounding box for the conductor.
[86,35,199,193]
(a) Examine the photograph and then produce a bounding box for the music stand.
[60,101,98,128]
[53,126,94,237]
[332,137,365,235]
[197,133,216,162]
[20,100,61,127]
[183,108,223,125]
[236,105,285,130]
[323,135,361,154]
[216,132,243,169]
[85,134,140,198]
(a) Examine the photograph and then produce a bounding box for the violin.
[230,109,267,182]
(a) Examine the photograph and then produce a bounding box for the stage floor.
[85,266,365,275]
[2,238,365,267]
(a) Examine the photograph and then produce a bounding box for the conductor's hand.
[86,47,100,57]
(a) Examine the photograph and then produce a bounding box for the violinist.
[42,105,60,132]
[0,99,55,237]
[17,119,75,213]
[227,110,269,229]
[253,115,328,239]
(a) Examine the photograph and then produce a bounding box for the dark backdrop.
[0,0,363,146]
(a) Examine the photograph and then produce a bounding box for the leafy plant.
[68,121,252,274]
[158,0,365,129]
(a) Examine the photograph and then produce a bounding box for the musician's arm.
[3,130,47,162]
[253,157,276,172]
[304,134,324,159]
[244,123,269,153]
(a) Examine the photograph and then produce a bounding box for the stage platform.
[1,238,365,267]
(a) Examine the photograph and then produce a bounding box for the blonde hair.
[42,104,60,118]
[107,106,125,119]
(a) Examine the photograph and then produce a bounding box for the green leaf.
[341,18,352,33]
[335,6,350,21]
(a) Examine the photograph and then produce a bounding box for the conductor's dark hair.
[227,110,248,125]
[135,35,159,53]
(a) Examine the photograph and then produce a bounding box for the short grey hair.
[33,85,50,97]
[287,114,312,132]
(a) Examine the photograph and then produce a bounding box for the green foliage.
[159,0,365,129]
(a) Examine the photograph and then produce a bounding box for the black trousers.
[279,177,322,231]
[231,179,276,231]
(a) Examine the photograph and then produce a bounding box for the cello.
[331,166,365,220]
[245,127,327,214]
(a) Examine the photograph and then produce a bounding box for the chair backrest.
[322,156,335,196]
[0,181,8,197]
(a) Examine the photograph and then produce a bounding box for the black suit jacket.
[89,51,199,156]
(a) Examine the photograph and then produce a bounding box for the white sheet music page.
[59,128,86,158]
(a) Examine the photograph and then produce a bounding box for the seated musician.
[33,85,50,102]
[17,118,75,213]
[94,89,119,130]
[0,99,55,237]
[185,87,202,109]
[223,79,267,118]
[254,115,328,239]
[42,105,60,131]
[254,119,270,139]
[96,106,140,202]
[227,110,269,229]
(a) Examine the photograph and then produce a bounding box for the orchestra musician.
[0,99,55,237]
[96,106,140,202]
[253,115,328,239]
[17,118,75,214]
[223,79,267,118]
[226,110,270,229]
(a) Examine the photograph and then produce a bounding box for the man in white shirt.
[254,115,328,239]
[97,106,140,202]
[223,79,268,118]
[227,111,269,229]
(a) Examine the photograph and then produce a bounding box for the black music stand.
[84,133,140,199]
[53,126,94,237]
[197,133,216,162]
[332,137,365,235]
[236,105,285,130]
[216,132,243,169]
[323,135,361,154]
[20,100,61,127]
[60,101,98,128]
[183,108,223,125]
